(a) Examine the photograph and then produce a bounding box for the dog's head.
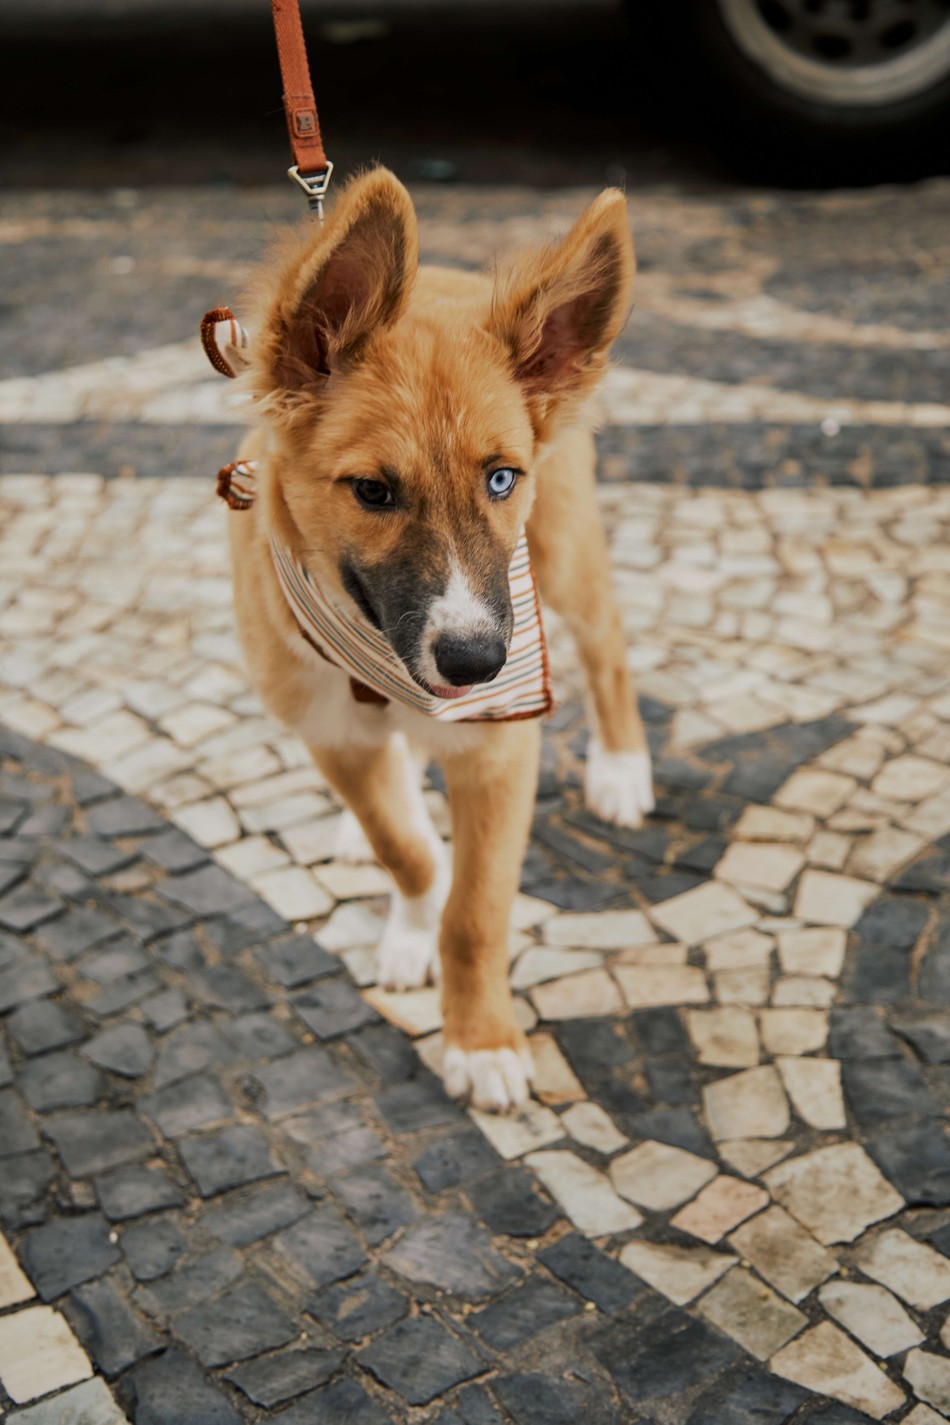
[252,168,633,698]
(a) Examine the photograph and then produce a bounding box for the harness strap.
[271,0,334,216]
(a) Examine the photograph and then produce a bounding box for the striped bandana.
[217,460,553,724]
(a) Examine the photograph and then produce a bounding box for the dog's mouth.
[416,663,505,701]
[418,679,474,701]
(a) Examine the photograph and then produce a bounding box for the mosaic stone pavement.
[4,169,950,1421]
[5,471,950,1423]
[3,178,950,484]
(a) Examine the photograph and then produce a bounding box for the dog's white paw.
[376,848,450,991]
[584,740,655,828]
[334,809,376,864]
[443,1045,534,1112]
[377,897,440,990]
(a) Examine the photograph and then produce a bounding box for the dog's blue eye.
[487,467,517,499]
[353,479,396,510]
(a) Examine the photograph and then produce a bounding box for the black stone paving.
[5,718,950,1422]
[4,180,950,487]
[224,1345,346,1409]
[599,424,950,491]
[467,1168,558,1239]
[67,1277,164,1379]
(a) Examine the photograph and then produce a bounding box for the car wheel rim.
[718,0,950,106]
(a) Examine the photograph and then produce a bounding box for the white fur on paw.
[334,809,375,864]
[584,741,655,828]
[443,1045,534,1112]
[376,848,450,991]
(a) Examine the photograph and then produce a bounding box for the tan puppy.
[230,168,653,1111]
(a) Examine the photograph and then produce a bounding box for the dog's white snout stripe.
[426,566,499,643]
[417,565,507,688]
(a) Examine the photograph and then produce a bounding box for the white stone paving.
[618,1239,735,1305]
[4,337,950,433]
[0,1305,93,1405]
[0,1230,129,1421]
[7,468,950,1415]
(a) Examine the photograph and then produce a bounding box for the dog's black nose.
[433,635,507,686]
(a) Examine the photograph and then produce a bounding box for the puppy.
[229,168,653,1111]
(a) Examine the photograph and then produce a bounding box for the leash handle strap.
[271,0,333,212]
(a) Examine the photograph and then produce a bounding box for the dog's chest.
[292,647,487,757]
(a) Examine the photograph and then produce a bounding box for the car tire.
[629,0,950,182]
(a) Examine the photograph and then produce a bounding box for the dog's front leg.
[310,734,449,990]
[438,718,541,1112]
[528,427,654,828]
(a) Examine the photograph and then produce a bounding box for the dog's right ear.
[489,189,634,437]
[256,168,418,403]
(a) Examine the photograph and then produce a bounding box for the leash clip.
[288,161,334,221]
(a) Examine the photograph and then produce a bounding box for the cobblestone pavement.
[5,171,950,1422]
[6,469,950,1422]
[3,178,950,484]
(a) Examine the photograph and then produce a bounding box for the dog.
[228,167,654,1111]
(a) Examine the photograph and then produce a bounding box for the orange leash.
[271,0,333,217]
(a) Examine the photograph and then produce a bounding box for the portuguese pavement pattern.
[3,178,950,1424]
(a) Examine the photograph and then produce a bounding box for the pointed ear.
[258,168,418,400]
[491,189,634,426]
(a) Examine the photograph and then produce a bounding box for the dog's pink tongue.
[429,683,473,700]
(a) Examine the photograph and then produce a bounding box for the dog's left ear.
[491,189,634,428]
[257,167,418,403]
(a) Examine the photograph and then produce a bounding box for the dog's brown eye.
[353,479,396,510]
